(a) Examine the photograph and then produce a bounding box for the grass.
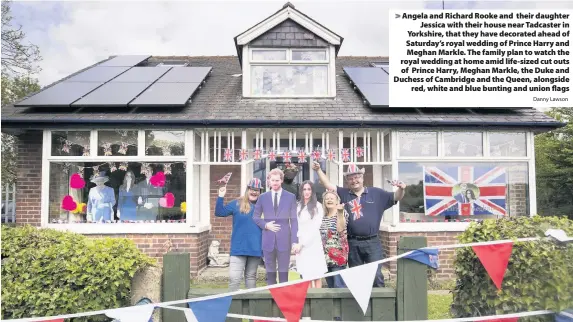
[428,293,453,319]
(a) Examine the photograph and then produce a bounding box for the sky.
[8,0,573,87]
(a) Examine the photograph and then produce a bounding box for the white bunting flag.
[183,308,199,322]
[545,229,573,243]
[340,262,379,315]
[105,306,154,322]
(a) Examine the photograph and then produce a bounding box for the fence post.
[396,236,428,321]
[162,252,191,322]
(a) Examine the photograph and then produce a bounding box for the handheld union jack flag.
[268,150,276,161]
[253,149,261,160]
[327,149,336,161]
[349,198,363,220]
[283,151,292,163]
[423,165,507,216]
[341,148,350,162]
[297,150,306,163]
[216,172,233,184]
[223,148,232,161]
[239,149,249,161]
[312,150,321,161]
[356,146,364,158]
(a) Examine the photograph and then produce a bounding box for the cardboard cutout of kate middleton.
[253,168,300,285]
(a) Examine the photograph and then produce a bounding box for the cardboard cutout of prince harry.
[253,168,300,285]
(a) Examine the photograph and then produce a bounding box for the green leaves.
[451,216,573,322]
[1,225,155,320]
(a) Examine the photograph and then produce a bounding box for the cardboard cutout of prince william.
[253,168,300,285]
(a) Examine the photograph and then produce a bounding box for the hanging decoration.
[150,172,166,187]
[312,150,321,161]
[239,149,249,161]
[69,173,86,189]
[253,149,262,160]
[283,151,292,163]
[82,145,90,156]
[341,148,350,162]
[180,202,187,214]
[327,149,336,161]
[223,148,232,161]
[61,195,77,212]
[103,143,112,156]
[297,150,306,163]
[269,281,310,322]
[472,242,513,290]
[355,146,364,158]
[159,193,175,208]
[268,150,277,161]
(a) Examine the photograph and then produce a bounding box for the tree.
[535,107,573,219]
[1,1,42,185]
[1,0,41,76]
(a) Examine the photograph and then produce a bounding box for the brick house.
[1,3,564,279]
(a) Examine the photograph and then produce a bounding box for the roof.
[0,55,564,132]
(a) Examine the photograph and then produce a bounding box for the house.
[1,2,564,279]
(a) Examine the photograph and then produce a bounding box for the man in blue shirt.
[312,162,406,287]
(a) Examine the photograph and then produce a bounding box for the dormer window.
[249,48,330,97]
[234,3,343,99]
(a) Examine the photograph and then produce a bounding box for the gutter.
[0,118,566,129]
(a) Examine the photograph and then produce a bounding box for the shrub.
[1,225,155,320]
[451,216,573,322]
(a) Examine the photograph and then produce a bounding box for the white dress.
[295,202,328,279]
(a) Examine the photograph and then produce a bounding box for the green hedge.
[451,216,573,321]
[1,225,155,320]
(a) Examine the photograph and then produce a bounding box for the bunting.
[269,281,310,322]
[188,296,233,322]
[472,242,513,290]
[403,248,439,269]
[105,306,155,322]
[340,262,379,315]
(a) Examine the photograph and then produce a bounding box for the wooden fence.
[162,236,429,322]
[1,183,16,224]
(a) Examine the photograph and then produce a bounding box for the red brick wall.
[88,232,210,276]
[15,131,43,226]
[209,165,241,253]
[380,231,460,280]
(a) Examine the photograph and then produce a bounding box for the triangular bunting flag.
[483,318,518,322]
[183,308,199,322]
[37,320,64,322]
[403,248,439,269]
[188,296,233,322]
[340,262,379,315]
[269,281,310,322]
[105,305,155,322]
[472,242,513,290]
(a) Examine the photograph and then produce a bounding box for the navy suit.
[253,189,298,284]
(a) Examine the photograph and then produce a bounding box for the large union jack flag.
[423,165,507,216]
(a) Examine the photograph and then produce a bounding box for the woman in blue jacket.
[215,178,263,291]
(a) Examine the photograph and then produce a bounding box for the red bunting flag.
[472,242,513,290]
[269,281,310,322]
[483,318,518,322]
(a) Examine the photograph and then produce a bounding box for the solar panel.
[65,66,131,82]
[129,82,201,107]
[111,67,172,83]
[14,82,104,107]
[97,55,151,67]
[343,67,389,84]
[71,82,151,107]
[157,67,212,83]
[355,83,389,107]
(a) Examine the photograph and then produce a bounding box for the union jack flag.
[283,151,292,163]
[341,148,350,162]
[312,150,321,161]
[253,149,261,160]
[268,150,277,161]
[297,150,306,163]
[223,148,232,161]
[349,198,363,220]
[327,149,336,161]
[356,146,364,158]
[423,166,507,217]
[216,172,233,184]
[239,149,249,161]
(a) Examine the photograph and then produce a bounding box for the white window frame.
[243,45,336,98]
[383,129,535,233]
[41,129,210,234]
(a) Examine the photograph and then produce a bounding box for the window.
[398,131,438,157]
[489,132,527,157]
[47,130,188,225]
[443,131,483,157]
[398,162,529,223]
[249,48,330,97]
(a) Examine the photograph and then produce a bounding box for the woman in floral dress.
[320,190,349,288]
